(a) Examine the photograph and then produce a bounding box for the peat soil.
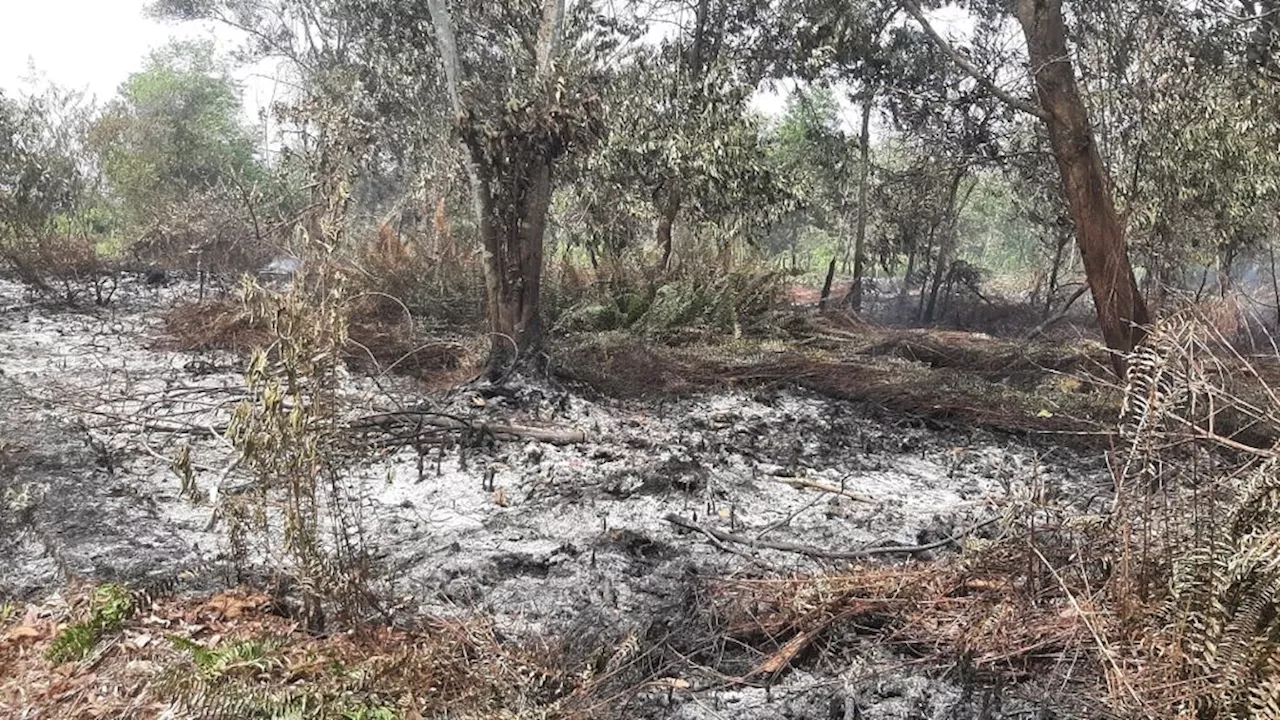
[0,278,1109,719]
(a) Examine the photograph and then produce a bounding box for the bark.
[476,160,553,377]
[844,96,873,311]
[1015,0,1149,372]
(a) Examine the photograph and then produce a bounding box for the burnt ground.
[0,278,1112,719]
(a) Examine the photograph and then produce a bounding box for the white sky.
[1,0,975,125]
[0,0,284,119]
[2,0,195,99]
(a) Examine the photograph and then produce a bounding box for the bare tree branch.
[899,0,1049,121]
[424,0,467,119]
[536,0,567,80]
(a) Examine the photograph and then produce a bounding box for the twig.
[772,475,876,503]
[1025,284,1090,341]
[353,410,586,445]
[683,521,779,572]
[664,514,1000,560]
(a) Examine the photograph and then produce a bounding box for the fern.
[46,583,136,664]
[1168,460,1280,719]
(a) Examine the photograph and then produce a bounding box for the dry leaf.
[205,592,270,619]
[3,624,44,642]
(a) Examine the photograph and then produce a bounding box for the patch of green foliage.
[163,634,402,720]
[46,583,136,664]
[170,635,284,678]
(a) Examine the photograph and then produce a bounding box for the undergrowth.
[46,583,135,664]
[219,172,380,631]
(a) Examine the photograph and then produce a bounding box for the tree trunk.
[656,181,680,272]
[473,159,553,378]
[1016,0,1149,372]
[818,258,838,311]
[1269,239,1280,329]
[845,95,873,311]
[654,0,709,275]
[1043,233,1067,319]
[924,171,966,324]
[427,0,569,379]
[914,228,936,322]
[900,245,916,299]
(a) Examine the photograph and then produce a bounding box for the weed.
[170,635,284,678]
[342,706,399,720]
[46,583,135,664]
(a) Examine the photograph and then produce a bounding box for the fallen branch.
[772,475,875,503]
[1025,284,1089,341]
[664,514,1000,560]
[352,410,587,445]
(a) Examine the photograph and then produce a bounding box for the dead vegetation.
[160,295,482,385]
[0,585,596,719]
[17,236,1280,719]
[2,231,121,306]
[671,306,1280,719]
[556,316,1119,446]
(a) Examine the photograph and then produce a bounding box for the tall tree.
[92,40,261,229]
[425,0,601,377]
[774,0,901,310]
[901,0,1148,368]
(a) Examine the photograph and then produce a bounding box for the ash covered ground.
[0,278,1107,718]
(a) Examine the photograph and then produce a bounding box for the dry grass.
[0,585,589,719]
[557,321,1119,445]
[160,300,275,354]
[160,298,485,386]
[707,526,1106,682]
[700,303,1280,720]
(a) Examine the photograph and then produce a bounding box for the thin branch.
[1025,283,1091,340]
[899,0,1049,120]
[424,0,467,119]
[665,513,1000,560]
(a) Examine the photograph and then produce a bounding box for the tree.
[901,0,1149,370]
[767,88,857,307]
[0,90,85,241]
[93,41,261,225]
[424,0,601,377]
[90,40,279,274]
[770,0,898,309]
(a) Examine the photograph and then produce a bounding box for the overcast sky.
[0,0,286,118]
[2,0,193,99]
[0,0,974,126]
